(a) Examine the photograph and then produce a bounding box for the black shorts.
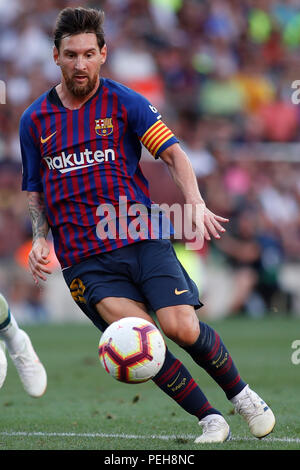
[63,239,202,332]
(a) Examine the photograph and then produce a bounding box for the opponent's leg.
[95,297,230,443]
[0,292,47,397]
[156,305,275,438]
[0,340,7,389]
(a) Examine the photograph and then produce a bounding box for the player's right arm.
[27,191,51,284]
[19,109,52,284]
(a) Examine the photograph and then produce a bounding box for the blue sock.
[183,321,247,400]
[152,348,221,420]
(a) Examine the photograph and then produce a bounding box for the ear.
[99,44,107,65]
[53,45,59,65]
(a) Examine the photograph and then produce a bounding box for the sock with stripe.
[152,348,221,421]
[0,293,23,354]
[183,321,247,400]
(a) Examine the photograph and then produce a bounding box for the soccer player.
[0,292,47,397]
[19,7,275,443]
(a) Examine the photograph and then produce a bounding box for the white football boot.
[231,385,275,438]
[195,414,231,444]
[8,330,47,398]
[0,340,7,389]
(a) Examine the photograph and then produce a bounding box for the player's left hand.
[187,202,229,249]
[202,206,229,242]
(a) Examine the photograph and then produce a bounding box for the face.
[54,32,107,98]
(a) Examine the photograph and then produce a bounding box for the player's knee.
[162,313,200,347]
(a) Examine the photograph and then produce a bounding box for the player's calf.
[183,321,247,399]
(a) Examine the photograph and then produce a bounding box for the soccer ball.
[98,317,166,384]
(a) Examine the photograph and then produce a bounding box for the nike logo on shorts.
[174,288,188,295]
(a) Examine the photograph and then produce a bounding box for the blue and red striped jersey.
[20,78,178,268]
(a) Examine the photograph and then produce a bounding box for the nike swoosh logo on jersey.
[40,131,57,144]
[174,288,188,295]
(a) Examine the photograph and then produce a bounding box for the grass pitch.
[0,316,299,452]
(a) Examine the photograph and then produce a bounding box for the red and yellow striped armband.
[140,120,176,158]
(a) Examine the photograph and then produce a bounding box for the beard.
[62,69,98,98]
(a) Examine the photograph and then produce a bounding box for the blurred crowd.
[1,0,300,322]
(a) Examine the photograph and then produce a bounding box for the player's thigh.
[137,240,202,313]
[156,304,200,346]
[62,251,151,331]
[95,297,155,326]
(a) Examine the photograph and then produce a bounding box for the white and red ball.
[98,317,166,384]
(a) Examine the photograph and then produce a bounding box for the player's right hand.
[28,238,52,285]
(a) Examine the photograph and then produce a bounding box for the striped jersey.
[20,77,178,268]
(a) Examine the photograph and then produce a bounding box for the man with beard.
[19,7,275,443]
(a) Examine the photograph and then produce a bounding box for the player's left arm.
[126,90,228,244]
[159,142,229,244]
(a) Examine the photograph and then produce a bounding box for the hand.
[185,203,229,250]
[203,206,229,242]
[28,238,52,285]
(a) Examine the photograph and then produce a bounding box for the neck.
[56,76,100,110]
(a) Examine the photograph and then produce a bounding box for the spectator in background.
[0,0,300,321]
[213,207,285,317]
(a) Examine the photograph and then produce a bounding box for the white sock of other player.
[0,293,25,355]
[0,340,7,389]
[0,292,47,397]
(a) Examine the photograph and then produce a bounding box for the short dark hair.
[54,7,105,51]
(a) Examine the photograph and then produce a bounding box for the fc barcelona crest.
[95,117,113,137]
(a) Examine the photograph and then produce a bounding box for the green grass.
[0,316,299,451]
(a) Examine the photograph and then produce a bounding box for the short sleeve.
[19,112,43,192]
[127,91,179,158]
